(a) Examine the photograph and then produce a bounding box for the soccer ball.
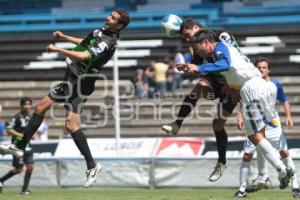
[161,14,182,37]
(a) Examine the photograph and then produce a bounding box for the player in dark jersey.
[161,18,239,182]
[0,97,33,195]
[0,8,130,187]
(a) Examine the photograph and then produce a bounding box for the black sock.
[175,93,198,127]
[22,170,32,192]
[0,170,16,183]
[71,130,96,170]
[17,113,44,150]
[214,129,228,165]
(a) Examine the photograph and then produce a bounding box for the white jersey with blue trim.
[199,42,262,90]
[265,78,288,137]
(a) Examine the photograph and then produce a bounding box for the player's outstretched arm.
[47,44,90,62]
[53,31,83,45]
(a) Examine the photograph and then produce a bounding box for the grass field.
[0,187,295,200]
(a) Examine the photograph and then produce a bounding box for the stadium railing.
[0,9,218,32]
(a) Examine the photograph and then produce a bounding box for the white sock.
[256,138,286,178]
[239,161,251,192]
[257,148,269,179]
[282,155,299,189]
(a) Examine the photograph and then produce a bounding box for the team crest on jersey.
[97,42,108,51]
[93,29,102,38]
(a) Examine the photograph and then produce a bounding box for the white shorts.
[243,126,288,154]
[240,78,278,136]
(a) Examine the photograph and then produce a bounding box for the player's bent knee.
[243,153,253,162]
[279,150,289,158]
[65,124,79,133]
[14,168,23,174]
[35,102,48,115]
[26,164,34,171]
[212,118,226,132]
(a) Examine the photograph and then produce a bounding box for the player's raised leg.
[66,111,102,187]
[162,80,212,135]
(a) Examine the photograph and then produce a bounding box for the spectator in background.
[174,49,186,89]
[144,61,156,98]
[151,59,169,99]
[131,68,149,98]
[166,59,176,93]
[0,113,6,142]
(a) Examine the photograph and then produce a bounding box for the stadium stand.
[0,0,299,139]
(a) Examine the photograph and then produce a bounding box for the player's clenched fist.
[53,31,65,40]
[47,44,57,52]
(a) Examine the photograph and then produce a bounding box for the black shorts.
[206,73,236,114]
[48,69,96,113]
[12,150,34,168]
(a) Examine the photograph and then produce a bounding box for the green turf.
[0,187,295,200]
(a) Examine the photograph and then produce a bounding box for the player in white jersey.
[235,57,300,198]
[176,30,294,190]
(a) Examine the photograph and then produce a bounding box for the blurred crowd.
[131,48,193,99]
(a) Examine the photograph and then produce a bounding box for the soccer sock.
[256,138,286,178]
[71,129,96,170]
[0,170,16,183]
[256,148,269,178]
[22,170,32,192]
[239,161,251,192]
[282,155,299,189]
[175,93,198,127]
[17,113,44,150]
[214,129,227,165]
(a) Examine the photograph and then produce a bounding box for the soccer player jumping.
[177,30,294,190]
[162,18,239,182]
[0,9,130,187]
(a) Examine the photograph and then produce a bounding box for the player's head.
[179,18,205,42]
[105,8,130,31]
[20,97,32,113]
[190,30,216,56]
[255,57,270,79]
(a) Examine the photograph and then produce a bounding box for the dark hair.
[179,18,204,35]
[255,57,271,69]
[114,8,130,30]
[191,29,216,43]
[20,97,32,106]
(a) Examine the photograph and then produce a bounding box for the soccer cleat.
[292,188,300,198]
[249,176,272,192]
[209,162,227,182]
[279,167,294,189]
[0,144,24,158]
[234,190,247,198]
[0,182,3,193]
[84,163,102,187]
[161,122,179,135]
[20,189,31,195]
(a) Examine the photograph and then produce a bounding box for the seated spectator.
[151,59,169,99]
[166,59,176,93]
[0,114,5,142]
[174,50,186,89]
[144,62,156,98]
[131,68,149,98]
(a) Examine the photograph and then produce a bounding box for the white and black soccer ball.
[161,14,183,37]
